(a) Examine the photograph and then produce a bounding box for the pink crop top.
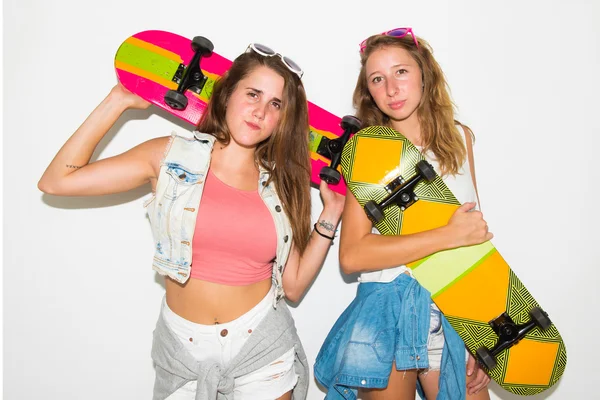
[190,170,277,285]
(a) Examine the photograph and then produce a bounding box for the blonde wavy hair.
[354,34,471,175]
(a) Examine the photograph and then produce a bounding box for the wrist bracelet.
[314,223,335,240]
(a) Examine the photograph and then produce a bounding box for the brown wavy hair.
[196,51,312,253]
[354,34,470,175]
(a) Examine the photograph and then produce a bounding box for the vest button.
[275,205,281,212]
[283,235,289,243]
[220,329,228,337]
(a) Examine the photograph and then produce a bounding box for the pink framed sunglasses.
[359,27,419,52]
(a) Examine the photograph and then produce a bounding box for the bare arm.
[463,124,481,206]
[282,181,345,303]
[339,189,493,275]
[38,84,166,196]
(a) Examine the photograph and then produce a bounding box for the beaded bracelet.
[314,223,335,240]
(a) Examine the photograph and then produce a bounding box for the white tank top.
[359,125,479,283]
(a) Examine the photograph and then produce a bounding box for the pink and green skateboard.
[114,30,360,195]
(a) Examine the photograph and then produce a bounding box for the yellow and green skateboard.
[340,126,566,396]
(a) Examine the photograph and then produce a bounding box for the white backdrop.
[4,0,599,398]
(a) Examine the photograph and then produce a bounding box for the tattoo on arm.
[66,164,82,169]
[318,220,336,232]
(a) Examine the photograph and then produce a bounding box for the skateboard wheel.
[320,167,341,185]
[365,201,384,223]
[191,36,214,56]
[340,115,362,133]
[164,90,188,110]
[417,160,437,182]
[476,347,497,370]
[530,307,552,330]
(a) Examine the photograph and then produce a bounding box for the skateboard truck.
[317,115,362,185]
[164,36,214,111]
[476,306,552,370]
[363,160,437,223]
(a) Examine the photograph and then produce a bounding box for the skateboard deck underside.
[340,126,566,395]
[115,30,347,194]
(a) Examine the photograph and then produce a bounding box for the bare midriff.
[165,277,272,324]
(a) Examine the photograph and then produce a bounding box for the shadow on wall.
[41,185,150,209]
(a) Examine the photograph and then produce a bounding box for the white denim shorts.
[163,288,298,400]
[422,303,470,374]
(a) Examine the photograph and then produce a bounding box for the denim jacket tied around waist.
[144,132,293,305]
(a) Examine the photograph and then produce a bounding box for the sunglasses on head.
[246,43,304,79]
[359,27,419,53]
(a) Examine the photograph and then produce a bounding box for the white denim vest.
[144,132,293,305]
